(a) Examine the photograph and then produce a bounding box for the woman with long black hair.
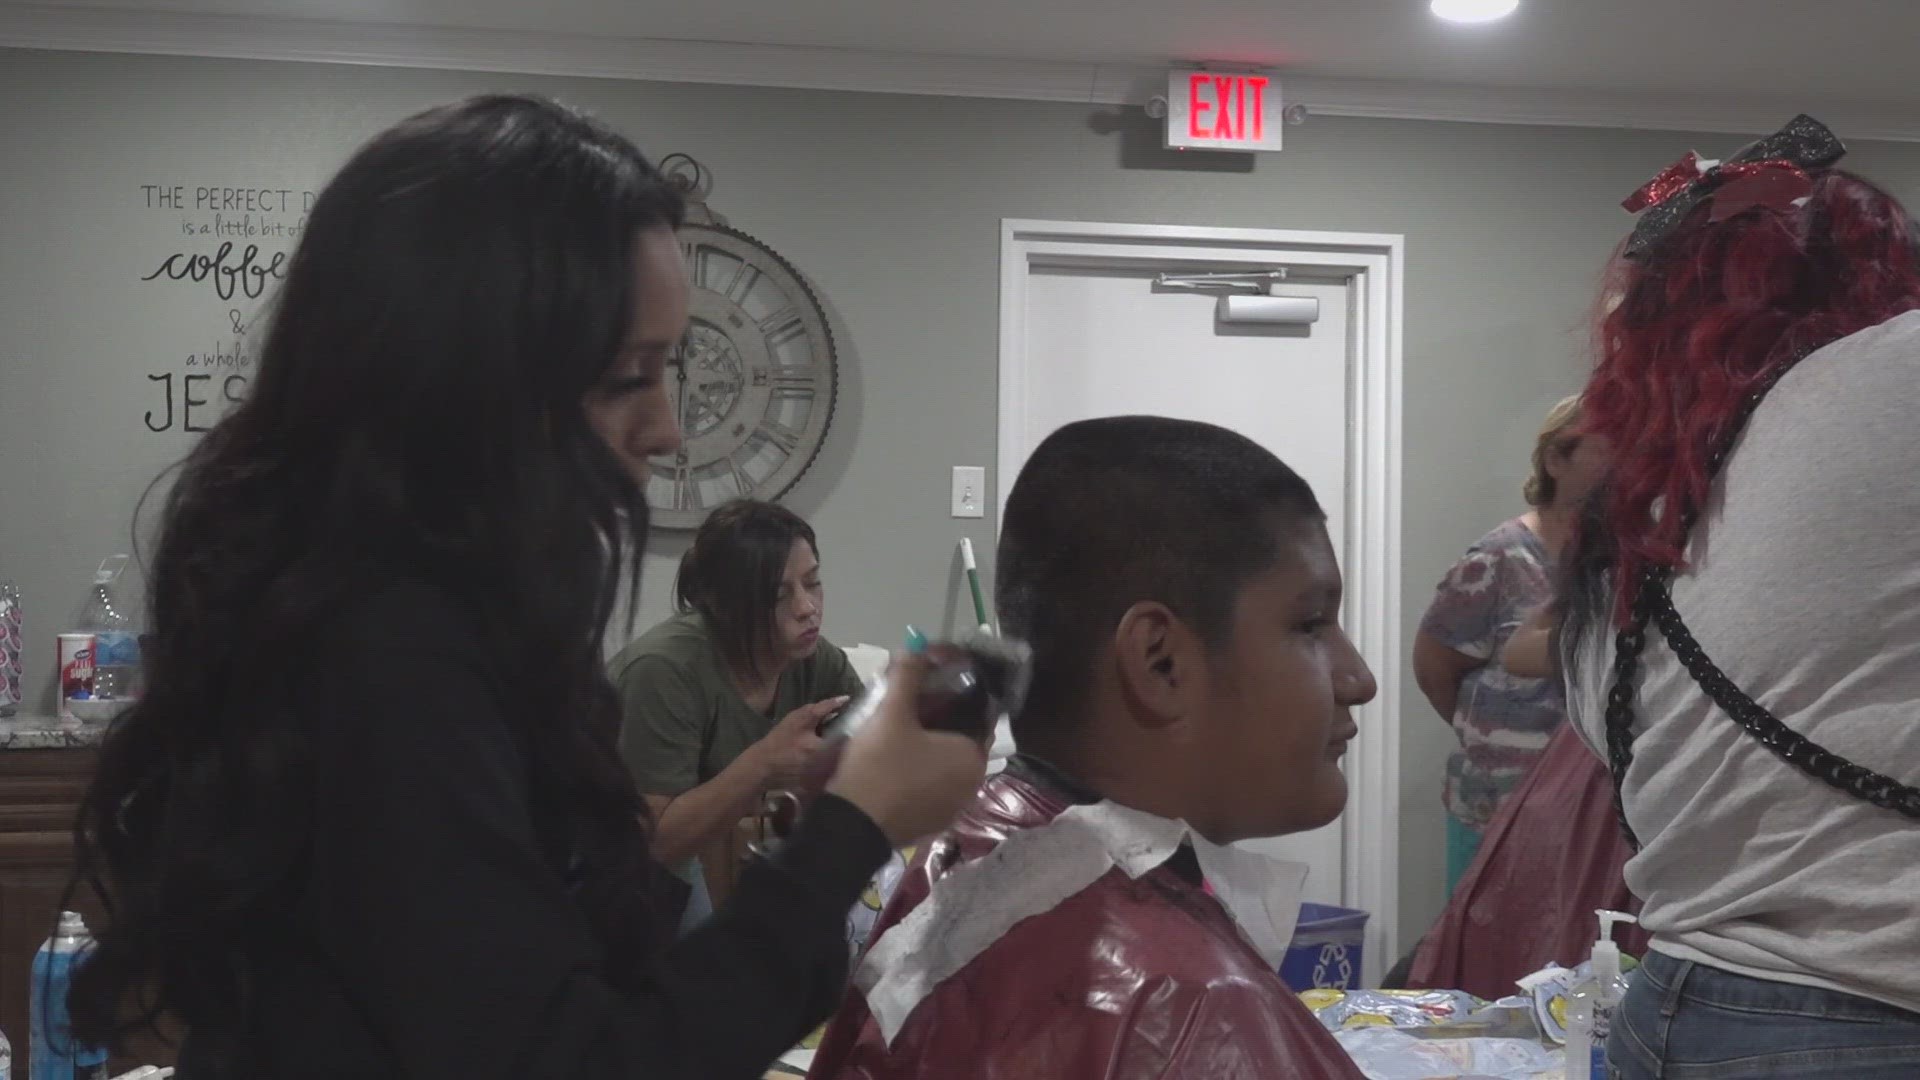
[65,95,985,1080]
[1562,116,1920,1077]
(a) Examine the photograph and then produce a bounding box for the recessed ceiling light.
[1431,0,1519,24]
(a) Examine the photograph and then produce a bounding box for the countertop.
[0,715,109,749]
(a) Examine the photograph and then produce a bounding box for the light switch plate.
[951,466,985,518]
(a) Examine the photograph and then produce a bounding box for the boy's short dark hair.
[996,416,1323,750]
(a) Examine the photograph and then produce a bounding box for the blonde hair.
[1523,394,1585,508]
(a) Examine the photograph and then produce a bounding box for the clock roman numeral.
[759,421,802,454]
[680,242,706,288]
[672,459,702,512]
[728,453,754,496]
[771,369,817,400]
[724,264,762,305]
[759,307,808,349]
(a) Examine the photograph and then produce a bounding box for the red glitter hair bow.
[1621,114,1846,259]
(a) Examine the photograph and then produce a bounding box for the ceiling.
[8,0,1920,140]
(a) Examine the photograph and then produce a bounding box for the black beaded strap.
[1603,574,1656,849]
[1603,353,1920,848]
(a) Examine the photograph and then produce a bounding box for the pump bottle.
[1567,909,1639,1080]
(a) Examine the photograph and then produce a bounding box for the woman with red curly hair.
[1560,116,1920,1078]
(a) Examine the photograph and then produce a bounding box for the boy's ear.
[1112,601,1203,729]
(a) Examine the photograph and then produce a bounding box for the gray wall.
[9,49,1920,952]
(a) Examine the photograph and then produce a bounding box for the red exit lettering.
[1186,73,1269,144]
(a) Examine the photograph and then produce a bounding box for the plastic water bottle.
[78,557,139,703]
[29,911,107,1080]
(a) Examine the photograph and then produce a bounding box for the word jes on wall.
[136,183,313,433]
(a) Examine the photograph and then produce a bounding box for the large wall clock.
[647,160,838,531]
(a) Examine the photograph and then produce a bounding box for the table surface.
[0,714,108,748]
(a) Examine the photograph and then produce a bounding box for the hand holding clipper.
[754,629,1026,851]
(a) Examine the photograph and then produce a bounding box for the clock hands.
[671,349,692,430]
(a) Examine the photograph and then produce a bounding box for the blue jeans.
[1609,951,1920,1078]
[672,857,714,938]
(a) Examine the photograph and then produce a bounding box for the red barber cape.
[1407,723,1650,1000]
[807,762,1364,1080]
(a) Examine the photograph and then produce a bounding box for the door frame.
[997,218,1405,974]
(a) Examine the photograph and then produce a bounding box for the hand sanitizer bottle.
[30,911,108,1080]
[1567,909,1639,1080]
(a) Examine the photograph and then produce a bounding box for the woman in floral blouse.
[1414,395,1610,896]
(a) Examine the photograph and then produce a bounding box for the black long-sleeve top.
[176,574,887,1079]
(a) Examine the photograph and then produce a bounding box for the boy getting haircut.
[808,416,1376,1080]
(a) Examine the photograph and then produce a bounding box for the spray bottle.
[1567,908,1639,1080]
[30,911,107,1080]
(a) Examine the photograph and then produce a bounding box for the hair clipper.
[751,631,1029,853]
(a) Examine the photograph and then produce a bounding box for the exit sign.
[1165,68,1283,153]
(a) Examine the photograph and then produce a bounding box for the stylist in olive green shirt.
[610,500,867,919]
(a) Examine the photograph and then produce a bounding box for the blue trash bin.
[1280,903,1370,991]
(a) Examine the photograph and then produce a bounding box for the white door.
[998,220,1404,974]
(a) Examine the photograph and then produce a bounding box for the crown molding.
[5,2,1919,144]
